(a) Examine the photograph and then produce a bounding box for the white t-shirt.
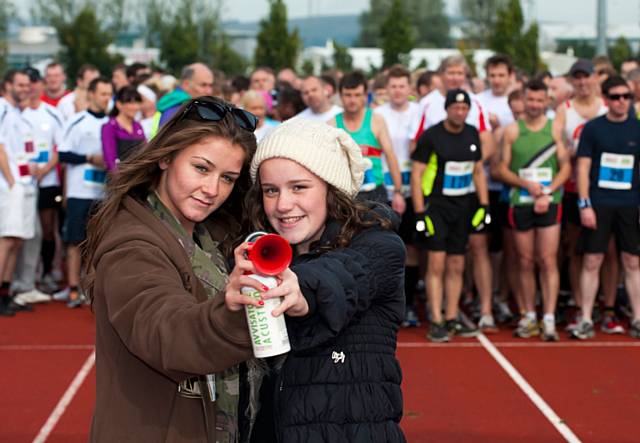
[294,105,343,122]
[409,89,491,141]
[0,107,38,190]
[140,117,154,138]
[476,89,514,128]
[374,101,420,198]
[22,103,64,188]
[59,111,109,200]
[57,91,77,121]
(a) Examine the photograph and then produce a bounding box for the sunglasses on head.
[177,98,258,132]
[607,93,633,101]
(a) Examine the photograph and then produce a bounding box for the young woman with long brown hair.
[231,118,407,443]
[83,96,288,443]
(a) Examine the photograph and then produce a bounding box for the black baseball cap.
[444,89,471,109]
[569,59,594,77]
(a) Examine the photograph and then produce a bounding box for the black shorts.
[397,197,416,244]
[579,205,640,255]
[416,196,473,255]
[38,186,62,211]
[508,203,562,231]
[486,190,503,252]
[562,192,580,226]
[63,198,98,244]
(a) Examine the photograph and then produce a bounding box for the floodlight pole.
[596,0,607,55]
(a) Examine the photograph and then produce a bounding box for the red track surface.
[1,303,639,442]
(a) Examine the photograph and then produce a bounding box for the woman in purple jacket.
[101,86,146,171]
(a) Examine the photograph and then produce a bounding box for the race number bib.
[519,167,552,203]
[443,161,475,196]
[598,152,634,190]
[83,165,107,188]
[383,160,411,196]
[360,157,377,192]
[32,141,50,164]
[16,154,33,185]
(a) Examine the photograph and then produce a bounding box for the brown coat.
[89,196,252,443]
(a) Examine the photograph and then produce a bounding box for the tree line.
[0,0,637,80]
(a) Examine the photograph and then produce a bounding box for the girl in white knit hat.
[227,118,407,442]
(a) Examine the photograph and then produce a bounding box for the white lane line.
[0,345,94,351]
[398,341,640,348]
[32,350,95,443]
[476,334,581,443]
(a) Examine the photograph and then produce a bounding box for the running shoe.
[427,322,450,343]
[494,300,514,323]
[570,319,595,340]
[565,311,583,332]
[478,315,499,334]
[66,289,83,309]
[446,319,479,338]
[0,297,16,316]
[630,320,640,339]
[514,317,540,338]
[401,307,421,328]
[53,286,71,302]
[14,289,52,305]
[541,320,559,342]
[601,314,625,334]
[6,297,33,312]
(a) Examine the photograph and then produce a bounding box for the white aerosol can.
[242,232,293,358]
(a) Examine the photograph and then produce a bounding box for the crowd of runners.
[1,53,639,343]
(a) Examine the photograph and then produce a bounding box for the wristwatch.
[542,186,552,196]
[577,198,592,209]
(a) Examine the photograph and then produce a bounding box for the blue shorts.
[63,198,97,244]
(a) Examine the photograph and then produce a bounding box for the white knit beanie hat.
[250,118,365,197]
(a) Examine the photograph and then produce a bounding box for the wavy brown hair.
[245,175,391,254]
[82,97,257,301]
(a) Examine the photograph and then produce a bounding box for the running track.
[1,303,639,442]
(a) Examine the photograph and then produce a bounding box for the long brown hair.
[245,174,391,254]
[82,98,257,299]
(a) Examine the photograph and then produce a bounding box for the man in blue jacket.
[150,63,213,136]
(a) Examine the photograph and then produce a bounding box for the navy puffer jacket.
[273,207,407,443]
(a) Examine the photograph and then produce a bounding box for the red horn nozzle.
[247,233,293,275]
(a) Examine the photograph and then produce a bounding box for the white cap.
[137,84,157,103]
[250,119,365,198]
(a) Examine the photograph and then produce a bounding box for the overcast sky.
[221,0,640,25]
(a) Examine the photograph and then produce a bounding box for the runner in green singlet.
[495,79,571,342]
[329,71,406,213]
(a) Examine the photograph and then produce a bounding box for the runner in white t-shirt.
[477,54,516,129]
[55,77,112,308]
[10,69,67,304]
[476,54,516,331]
[374,65,422,328]
[295,75,343,122]
[57,64,100,121]
[0,70,37,316]
[409,54,496,333]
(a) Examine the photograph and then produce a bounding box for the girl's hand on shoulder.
[224,242,267,312]
[261,268,309,317]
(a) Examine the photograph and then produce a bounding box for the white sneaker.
[541,320,559,342]
[14,289,52,305]
[53,287,71,302]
